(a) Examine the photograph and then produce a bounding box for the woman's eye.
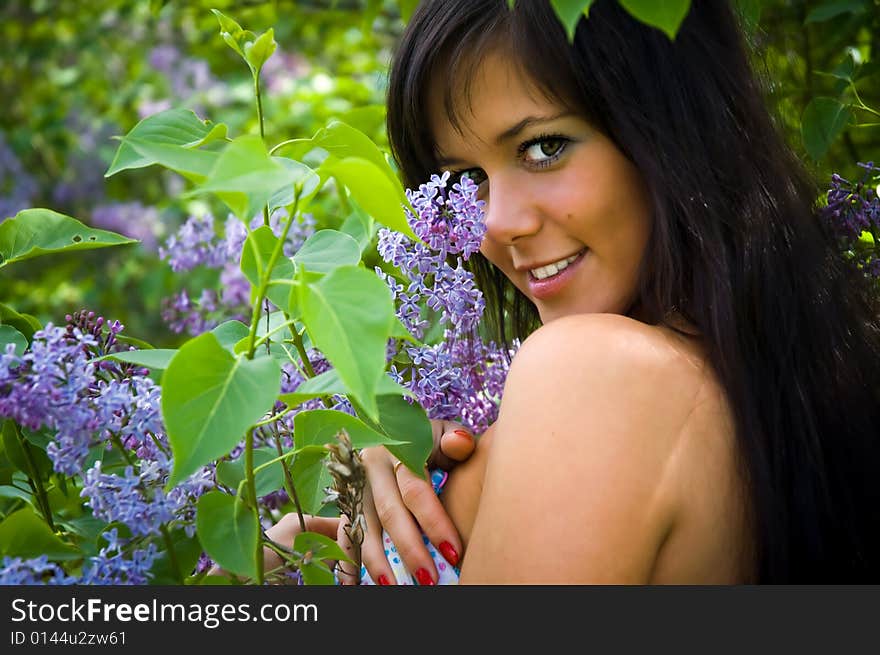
[522,137,567,165]
[455,168,487,186]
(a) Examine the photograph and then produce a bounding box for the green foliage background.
[1,0,878,343]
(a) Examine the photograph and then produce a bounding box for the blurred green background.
[1,0,878,345]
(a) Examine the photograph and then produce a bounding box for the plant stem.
[245,193,301,360]
[272,427,306,533]
[16,427,55,532]
[254,72,270,229]
[245,429,264,585]
[160,525,183,583]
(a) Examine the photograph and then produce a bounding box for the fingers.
[395,463,461,571]
[362,447,439,585]
[429,420,476,470]
[360,482,400,585]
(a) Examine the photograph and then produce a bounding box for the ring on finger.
[392,459,404,476]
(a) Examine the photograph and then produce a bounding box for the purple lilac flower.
[160,210,316,336]
[1,312,214,543]
[91,202,163,252]
[821,162,880,279]
[0,556,76,585]
[0,131,38,221]
[80,535,158,585]
[376,172,514,433]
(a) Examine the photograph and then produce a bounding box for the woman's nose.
[482,176,542,246]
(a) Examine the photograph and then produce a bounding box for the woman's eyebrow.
[435,111,575,168]
[494,111,574,144]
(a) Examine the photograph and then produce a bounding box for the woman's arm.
[460,314,704,584]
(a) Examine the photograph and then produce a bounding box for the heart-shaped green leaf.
[618,0,691,40]
[196,491,258,579]
[299,265,395,421]
[162,333,282,487]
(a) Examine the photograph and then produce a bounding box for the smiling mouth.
[527,249,587,281]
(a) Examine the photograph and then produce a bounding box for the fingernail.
[415,568,435,586]
[453,429,472,441]
[377,574,391,586]
[438,541,460,567]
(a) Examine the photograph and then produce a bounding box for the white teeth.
[530,253,580,280]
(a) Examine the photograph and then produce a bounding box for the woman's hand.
[337,420,476,585]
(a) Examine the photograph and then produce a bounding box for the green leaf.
[299,558,336,586]
[802,97,852,160]
[0,325,27,357]
[293,409,404,450]
[280,369,412,408]
[324,157,417,240]
[0,303,41,341]
[196,491,258,579]
[0,506,79,560]
[0,209,136,268]
[244,29,277,75]
[267,158,322,211]
[215,447,284,498]
[299,265,396,421]
[150,526,203,585]
[2,420,52,481]
[295,531,352,566]
[211,10,255,62]
[617,0,691,40]
[93,349,177,373]
[340,202,375,255]
[289,446,331,515]
[354,394,433,479]
[805,0,866,23]
[294,532,349,586]
[211,320,251,352]
[0,485,33,504]
[734,0,761,28]
[240,226,295,310]
[292,230,361,274]
[106,108,227,177]
[311,120,403,195]
[190,135,314,220]
[550,0,596,40]
[162,333,282,487]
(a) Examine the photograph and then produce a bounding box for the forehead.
[427,49,563,157]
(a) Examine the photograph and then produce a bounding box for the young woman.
[274,0,880,584]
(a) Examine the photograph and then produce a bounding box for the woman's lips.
[526,249,588,300]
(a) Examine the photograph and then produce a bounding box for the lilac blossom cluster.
[159,210,316,335]
[0,311,213,585]
[822,162,880,278]
[377,172,515,434]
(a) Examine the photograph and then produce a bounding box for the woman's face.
[430,51,653,324]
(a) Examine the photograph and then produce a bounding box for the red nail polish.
[453,429,472,440]
[377,574,391,586]
[415,568,435,586]
[438,541,460,567]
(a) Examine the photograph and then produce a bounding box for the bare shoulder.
[459,314,723,583]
